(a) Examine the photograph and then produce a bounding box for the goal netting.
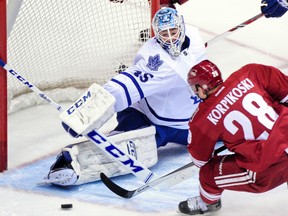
[0,0,160,171]
[7,0,159,113]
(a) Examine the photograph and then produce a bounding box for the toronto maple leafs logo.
[146,54,163,71]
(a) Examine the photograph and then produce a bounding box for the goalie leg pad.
[47,126,158,186]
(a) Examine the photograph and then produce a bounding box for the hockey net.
[0,0,160,171]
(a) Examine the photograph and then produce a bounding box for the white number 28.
[223,93,278,140]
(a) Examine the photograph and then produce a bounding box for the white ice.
[2,0,288,215]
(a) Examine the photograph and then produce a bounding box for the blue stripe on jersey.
[145,98,191,122]
[111,78,132,106]
[120,72,145,99]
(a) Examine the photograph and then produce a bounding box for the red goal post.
[0,0,7,172]
[0,0,160,172]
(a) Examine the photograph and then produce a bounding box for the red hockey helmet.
[188,60,223,93]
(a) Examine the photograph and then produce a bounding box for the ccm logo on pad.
[66,91,91,115]
[87,130,144,173]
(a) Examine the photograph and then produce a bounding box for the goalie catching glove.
[261,0,288,17]
[42,126,158,186]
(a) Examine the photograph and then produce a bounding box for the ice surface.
[2,0,288,215]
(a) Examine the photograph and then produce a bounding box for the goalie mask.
[188,60,223,94]
[152,7,185,58]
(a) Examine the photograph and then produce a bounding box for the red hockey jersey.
[188,63,288,171]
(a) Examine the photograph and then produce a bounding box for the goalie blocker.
[44,126,158,186]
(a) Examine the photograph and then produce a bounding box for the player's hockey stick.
[101,161,195,198]
[0,59,157,183]
[205,13,264,47]
[100,145,227,198]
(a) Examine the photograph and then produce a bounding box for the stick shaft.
[205,13,264,47]
[101,146,227,198]
[0,59,63,112]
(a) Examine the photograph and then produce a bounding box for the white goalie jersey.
[103,25,207,130]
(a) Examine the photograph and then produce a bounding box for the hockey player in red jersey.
[178,60,288,215]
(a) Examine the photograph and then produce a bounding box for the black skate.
[178,196,221,215]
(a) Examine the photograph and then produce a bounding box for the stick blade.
[100,173,135,198]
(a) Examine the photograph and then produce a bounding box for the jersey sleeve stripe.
[280,94,288,103]
[120,72,145,99]
[111,78,132,107]
[214,170,256,188]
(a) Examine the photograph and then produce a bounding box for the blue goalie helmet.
[152,7,185,58]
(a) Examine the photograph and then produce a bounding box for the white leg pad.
[63,126,157,185]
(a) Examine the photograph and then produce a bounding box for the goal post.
[1,0,160,171]
[0,0,7,172]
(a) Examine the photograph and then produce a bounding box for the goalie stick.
[0,59,157,184]
[100,145,227,198]
[205,13,264,47]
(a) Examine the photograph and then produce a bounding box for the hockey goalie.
[43,4,208,186]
